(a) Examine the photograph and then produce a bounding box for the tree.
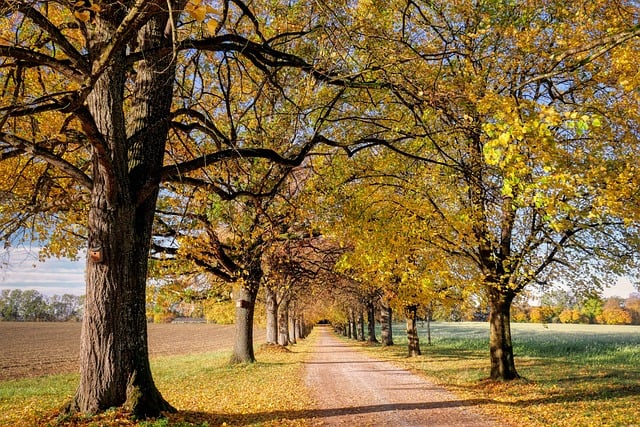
[322,0,640,380]
[0,0,356,417]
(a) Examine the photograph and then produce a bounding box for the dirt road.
[304,325,500,426]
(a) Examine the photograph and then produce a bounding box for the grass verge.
[351,322,640,427]
[0,334,317,426]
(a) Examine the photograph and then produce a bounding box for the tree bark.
[488,288,519,380]
[288,300,297,345]
[380,302,393,346]
[67,7,177,418]
[366,300,378,343]
[358,309,365,341]
[230,280,259,364]
[406,305,421,357]
[265,286,278,344]
[425,303,432,346]
[278,296,290,346]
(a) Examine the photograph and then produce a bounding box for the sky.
[0,247,638,299]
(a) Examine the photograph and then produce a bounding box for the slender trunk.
[358,310,365,341]
[426,304,432,346]
[381,302,393,346]
[230,280,259,364]
[295,314,303,340]
[366,300,378,343]
[488,288,519,380]
[406,305,421,357]
[289,301,297,345]
[348,309,356,339]
[265,286,278,344]
[278,297,290,346]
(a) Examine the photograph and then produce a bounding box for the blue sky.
[0,247,637,298]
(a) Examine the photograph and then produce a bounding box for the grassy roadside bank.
[0,332,317,426]
[350,322,640,427]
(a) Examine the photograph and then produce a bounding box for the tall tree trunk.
[295,314,303,340]
[380,302,393,346]
[351,309,358,340]
[358,310,365,341]
[288,300,297,345]
[68,8,177,418]
[425,303,432,346]
[230,280,259,364]
[406,305,421,357]
[265,286,278,344]
[366,300,378,343]
[278,297,290,346]
[488,288,519,380]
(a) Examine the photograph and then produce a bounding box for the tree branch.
[0,132,92,189]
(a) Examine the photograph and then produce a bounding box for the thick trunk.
[68,9,176,418]
[406,305,421,357]
[380,303,393,346]
[278,297,290,346]
[366,300,378,343]
[488,289,519,380]
[230,282,259,363]
[265,286,278,344]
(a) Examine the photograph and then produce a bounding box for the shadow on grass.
[172,398,494,425]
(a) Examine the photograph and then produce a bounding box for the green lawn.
[357,321,640,427]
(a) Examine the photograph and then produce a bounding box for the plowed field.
[0,322,265,380]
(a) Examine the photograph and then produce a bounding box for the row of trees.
[515,292,640,325]
[0,289,84,321]
[1,0,639,421]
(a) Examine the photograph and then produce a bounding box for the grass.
[2,322,639,426]
[0,337,317,426]
[354,322,640,427]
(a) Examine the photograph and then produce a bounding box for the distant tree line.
[0,289,84,322]
[511,292,640,326]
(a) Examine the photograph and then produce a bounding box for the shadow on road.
[173,399,494,425]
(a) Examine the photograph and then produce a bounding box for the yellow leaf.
[189,6,206,22]
[74,10,91,22]
[206,19,218,35]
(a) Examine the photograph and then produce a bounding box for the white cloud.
[602,277,638,299]
[0,248,85,296]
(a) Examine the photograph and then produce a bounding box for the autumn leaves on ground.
[1,322,639,426]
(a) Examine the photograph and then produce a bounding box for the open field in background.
[357,321,640,427]
[0,322,266,380]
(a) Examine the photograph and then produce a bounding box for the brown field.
[0,322,266,381]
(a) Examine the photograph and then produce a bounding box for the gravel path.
[304,325,501,426]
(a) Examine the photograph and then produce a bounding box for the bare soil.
[304,325,502,427]
[0,322,266,380]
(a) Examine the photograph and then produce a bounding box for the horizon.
[1,247,638,299]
